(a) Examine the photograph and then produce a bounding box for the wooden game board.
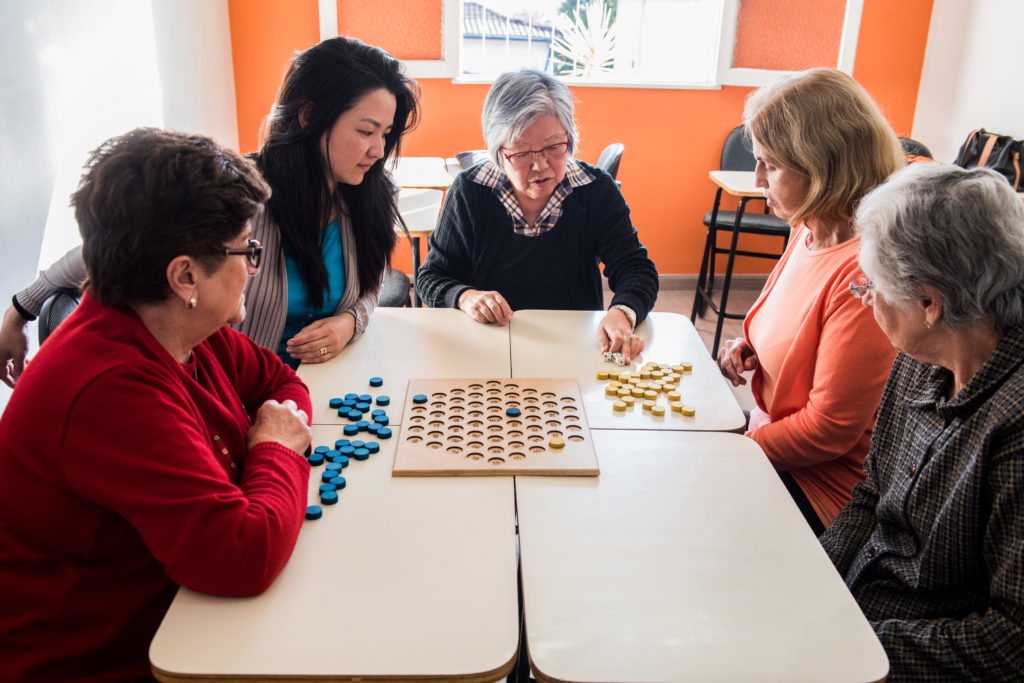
[392,378,599,477]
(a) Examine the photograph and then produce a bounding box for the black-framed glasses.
[849,275,874,299]
[224,238,262,268]
[501,141,570,167]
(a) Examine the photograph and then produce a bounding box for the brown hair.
[744,69,903,228]
[73,128,270,309]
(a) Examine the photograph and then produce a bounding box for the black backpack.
[954,128,1023,191]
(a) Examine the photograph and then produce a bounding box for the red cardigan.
[0,294,311,681]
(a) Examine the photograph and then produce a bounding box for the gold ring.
[319,346,327,356]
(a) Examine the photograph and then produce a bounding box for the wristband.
[11,295,37,322]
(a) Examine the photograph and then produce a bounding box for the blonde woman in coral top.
[717,69,904,533]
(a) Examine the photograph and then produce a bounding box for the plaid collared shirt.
[468,158,596,236]
[820,324,1024,681]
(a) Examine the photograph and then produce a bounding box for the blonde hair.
[744,69,903,228]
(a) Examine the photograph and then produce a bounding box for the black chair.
[379,267,412,307]
[690,125,790,357]
[597,142,624,184]
[899,137,933,159]
[38,287,81,345]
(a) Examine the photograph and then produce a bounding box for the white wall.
[912,0,1024,163]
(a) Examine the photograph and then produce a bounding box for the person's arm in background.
[415,176,477,310]
[1,245,86,386]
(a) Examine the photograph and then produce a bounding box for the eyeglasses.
[224,238,262,268]
[501,141,570,167]
[849,275,874,299]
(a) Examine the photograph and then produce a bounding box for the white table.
[396,187,445,307]
[516,430,888,683]
[151,425,519,682]
[298,308,512,426]
[510,310,746,432]
[390,156,453,191]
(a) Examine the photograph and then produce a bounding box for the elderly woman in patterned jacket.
[821,162,1024,680]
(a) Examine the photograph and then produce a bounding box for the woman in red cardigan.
[717,69,903,533]
[0,128,313,681]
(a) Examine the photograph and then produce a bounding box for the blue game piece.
[339,445,355,456]
[367,423,381,435]
[342,399,357,407]
[353,447,370,461]
[376,396,390,406]
[320,490,339,505]
[333,455,350,468]
[314,445,329,454]
[337,408,347,417]
[356,420,370,432]
[329,476,347,489]
[350,440,365,448]
[334,439,350,449]
[326,462,343,472]
[343,424,359,436]
[344,393,358,400]
[369,377,383,387]
[412,394,427,404]
[371,408,387,416]
[347,410,362,422]
[325,450,341,460]
[355,402,371,412]
[506,407,521,417]
[358,394,372,403]
[378,427,392,439]
[328,398,343,409]
[374,415,390,426]
[305,505,322,520]
[308,452,325,466]
[365,441,380,454]
[321,470,337,482]
[319,483,337,494]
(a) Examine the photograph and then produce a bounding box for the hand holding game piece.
[246,399,313,456]
[716,337,759,387]
[598,308,644,364]
[457,289,514,326]
[284,311,357,364]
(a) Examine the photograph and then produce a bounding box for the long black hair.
[255,37,419,308]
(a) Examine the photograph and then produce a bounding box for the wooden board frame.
[392,378,599,477]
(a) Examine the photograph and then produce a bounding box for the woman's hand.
[285,313,356,364]
[246,399,312,455]
[717,337,759,386]
[457,289,514,326]
[1,305,31,388]
[598,308,644,364]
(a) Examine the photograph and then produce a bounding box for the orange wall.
[227,0,934,275]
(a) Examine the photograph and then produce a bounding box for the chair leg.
[711,197,751,357]
[691,188,724,321]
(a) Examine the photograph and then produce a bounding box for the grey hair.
[481,69,579,166]
[855,163,1024,330]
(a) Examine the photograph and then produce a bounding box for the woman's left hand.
[598,308,645,364]
[286,312,356,364]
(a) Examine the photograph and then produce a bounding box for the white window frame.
[318,0,865,88]
[318,0,460,79]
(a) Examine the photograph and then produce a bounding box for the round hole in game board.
[430,410,445,418]
[525,405,540,413]
[545,410,559,418]
[564,415,580,422]
[449,424,464,433]
[526,415,541,423]
[486,379,501,386]
[426,441,443,450]
[522,387,537,394]
[568,435,585,442]
[446,446,463,455]
[546,420,560,428]
[450,396,465,404]
[488,446,504,455]
[409,415,425,423]
[406,435,422,443]
[449,415,464,424]
[509,441,524,449]
[487,397,502,405]
[449,405,465,414]
[566,424,582,432]
[468,441,484,449]
[487,415,502,423]
[429,421,444,429]
[431,401,446,409]
[428,430,444,439]
[507,419,522,427]
[488,435,503,443]
[528,434,544,443]
[412,406,426,414]
[487,404,502,412]
[543,400,557,408]
[487,425,503,433]
[527,425,543,434]
[467,430,483,439]
[432,392,447,399]
[469,400,484,408]
[563,405,577,412]
[468,410,484,418]
[487,388,501,396]
[548,429,563,437]
[523,396,538,403]
[469,383,483,390]
[506,392,520,400]
[469,392,483,400]
[508,430,524,438]
[468,421,483,429]
[408,425,424,433]
[506,400,521,408]
[541,391,556,398]
[467,452,483,461]
[488,457,505,466]
[451,388,465,395]
[529,445,545,453]
[509,452,525,461]
[504,382,519,389]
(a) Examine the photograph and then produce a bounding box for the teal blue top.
[276,220,345,367]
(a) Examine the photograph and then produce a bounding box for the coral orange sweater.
[744,225,897,526]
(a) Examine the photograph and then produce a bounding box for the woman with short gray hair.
[821,162,1024,679]
[416,69,658,363]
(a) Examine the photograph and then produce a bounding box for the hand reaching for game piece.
[247,399,312,455]
[285,312,356,364]
[457,289,514,326]
[598,308,644,364]
[717,337,759,386]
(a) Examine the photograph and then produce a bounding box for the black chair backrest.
[38,288,81,345]
[597,143,624,179]
[899,137,933,159]
[721,125,756,171]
